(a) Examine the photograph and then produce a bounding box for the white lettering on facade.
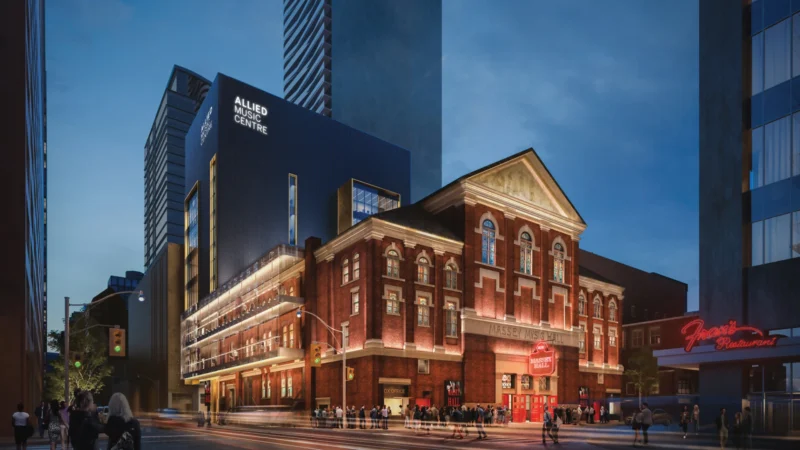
[487,323,566,345]
[200,107,213,146]
[233,96,268,136]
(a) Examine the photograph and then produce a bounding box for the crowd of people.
[10,390,141,450]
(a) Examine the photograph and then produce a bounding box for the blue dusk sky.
[45,0,699,331]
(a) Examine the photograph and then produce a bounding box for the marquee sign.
[681,319,780,352]
[529,340,556,376]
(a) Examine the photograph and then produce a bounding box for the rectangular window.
[418,359,430,374]
[289,174,298,246]
[753,220,765,266]
[351,291,360,315]
[752,127,764,189]
[793,212,800,258]
[579,324,586,353]
[794,14,800,78]
[677,379,691,395]
[185,185,200,309]
[386,291,400,315]
[282,325,288,348]
[342,261,350,284]
[538,376,550,391]
[210,155,218,290]
[289,323,295,348]
[417,297,430,326]
[343,325,349,349]
[417,264,430,284]
[765,19,791,90]
[609,329,617,347]
[281,373,286,398]
[288,374,293,397]
[502,374,516,389]
[765,213,792,263]
[387,257,399,278]
[445,269,457,289]
[753,32,764,94]
[594,327,602,350]
[632,329,644,348]
[353,254,360,279]
[764,116,791,186]
[649,327,661,346]
[267,376,271,399]
[446,302,458,338]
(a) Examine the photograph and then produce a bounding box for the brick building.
[180,149,626,422]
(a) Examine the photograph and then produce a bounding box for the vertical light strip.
[210,154,218,291]
[289,174,298,245]
[185,182,200,311]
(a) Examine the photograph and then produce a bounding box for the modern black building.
[657,0,800,434]
[283,0,442,202]
[0,0,47,434]
[183,73,410,312]
[108,271,144,294]
[144,66,211,269]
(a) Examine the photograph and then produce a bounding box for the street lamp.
[64,290,144,404]
[296,308,348,414]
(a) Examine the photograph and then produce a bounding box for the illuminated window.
[594,326,602,350]
[386,291,400,315]
[417,297,430,326]
[386,249,400,277]
[261,373,266,398]
[282,326,288,348]
[417,257,430,283]
[481,219,496,265]
[185,185,200,309]
[418,359,430,374]
[609,301,618,322]
[266,375,271,399]
[289,286,295,296]
[520,232,533,274]
[351,291,360,315]
[593,297,603,319]
[446,302,458,338]
[288,174,298,246]
[578,294,587,316]
[649,326,661,346]
[281,372,286,397]
[578,324,586,353]
[289,323,295,348]
[609,328,617,347]
[267,331,273,351]
[342,259,350,284]
[553,242,565,283]
[444,263,458,289]
[288,374,293,397]
[353,253,360,280]
[210,155,218,290]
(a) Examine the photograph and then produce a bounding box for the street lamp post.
[64,291,144,404]
[296,309,347,415]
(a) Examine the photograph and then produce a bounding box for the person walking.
[693,404,701,435]
[632,407,643,447]
[404,405,411,429]
[742,407,753,449]
[58,402,69,450]
[576,405,583,424]
[475,404,488,440]
[461,406,470,437]
[47,400,63,450]
[34,401,47,439]
[12,403,32,450]
[716,408,729,450]
[429,405,438,429]
[381,405,389,430]
[600,406,606,424]
[69,391,103,450]
[542,405,556,444]
[450,406,464,439]
[358,406,366,429]
[553,407,563,443]
[681,405,690,438]
[731,412,743,450]
[105,393,140,450]
[641,403,653,446]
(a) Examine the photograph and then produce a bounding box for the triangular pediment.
[468,150,584,225]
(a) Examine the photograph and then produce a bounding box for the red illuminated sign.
[529,340,555,376]
[681,319,779,352]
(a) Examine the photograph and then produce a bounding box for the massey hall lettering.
[233,96,268,135]
[488,323,564,344]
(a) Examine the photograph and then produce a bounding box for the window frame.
[578,322,587,354]
[351,290,360,315]
[417,256,431,284]
[481,219,497,265]
[417,295,431,327]
[593,297,603,319]
[342,258,350,285]
[445,299,459,338]
[609,301,618,322]
[417,359,430,374]
[552,241,566,283]
[444,263,458,290]
[632,329,644,348]
[593,325,603,350]
[385,289,401,315]
[609,328,617,347]
[649,326,662,346]
[520,231,533,275]
[386,249,400,278]
[353,253,360,280]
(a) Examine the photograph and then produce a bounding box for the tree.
[44,313,113,403]
[624,346,659,408]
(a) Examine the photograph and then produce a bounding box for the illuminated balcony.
[182,346,304,381]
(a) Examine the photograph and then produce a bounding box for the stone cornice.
[579,276,625,298]
[315,218,463,263]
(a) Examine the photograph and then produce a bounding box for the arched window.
[353,253,360,280]
[553,242,565,283]
[444,263,458,289]
[520,232,533,275]
[417,257,431,283]
[342,259,350,284]
[593,297,603,319]
[386,249,400,277]
[481,219,496,265]
[609,301,617,322]
[288,286,295,297]
[578,294,587,316]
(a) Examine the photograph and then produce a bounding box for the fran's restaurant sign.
[681,319,779,352]
[529,340,556,376]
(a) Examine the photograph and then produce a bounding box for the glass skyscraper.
[144,66,211,268]
[283,0,442,202]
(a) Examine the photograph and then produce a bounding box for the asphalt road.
[6,423,798,449]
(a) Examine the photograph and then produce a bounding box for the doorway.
[384,397,408,419]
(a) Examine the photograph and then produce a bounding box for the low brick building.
[181,149,626,422]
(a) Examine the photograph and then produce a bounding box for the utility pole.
[64,296,70,405]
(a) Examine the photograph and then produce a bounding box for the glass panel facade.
[765,117,792,185]
[795,113,800,176]
[289,174,298,246]
[794,212,800,257]
[754,32,765,94]
[351,181,400,226]
[794,14,800,77]
[765,213,792,263]
[752,127,764,188]
[188,192,199,252]
[765,19,791,90]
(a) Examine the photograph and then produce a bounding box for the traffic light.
[71,352,83,369]
[347,366,355,381]
[109,328,126,357]
[311,343,322,367]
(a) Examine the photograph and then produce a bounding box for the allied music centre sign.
[529,341,556,376]
[233,96,268,136]
[681,319,780,352]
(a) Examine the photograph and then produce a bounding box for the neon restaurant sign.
[681,319,780,352]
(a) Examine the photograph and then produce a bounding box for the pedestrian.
[430,404,438,429]
[681,405,690,438]
[381,405,389,430]
[35,401,47,439]
[542,405,556,444]
[58,401,69,450]
[576,405,583,424]
[553,407,563,443]
[632,407,643,447]
[47,400,63,450]
[565,406,572,425]
[731,412,743,450]
[105,393,140,450]
[693,404,701,435]
[716,407,729,450]
[69,391,103,450]
[450,406,464,439]
[358,406,366,429]
[742,407,753,449]
[475,404,488,440]
[404,405,411,429]
[413,405,421,433]
[640,403,653,446]
[12,403,32,450]
[599,406,606,424]
[588,405,595,424]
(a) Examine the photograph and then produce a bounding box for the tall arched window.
[481,219,496,265]
[417,257,431,283]
[578,294,587,316]
[444,263,458,289]
[593,297,603,319]
[609,301,617,322]
[341,259,350,284]
[520,232,533,274]
[553,242,565,283]
[386,249,400,278]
